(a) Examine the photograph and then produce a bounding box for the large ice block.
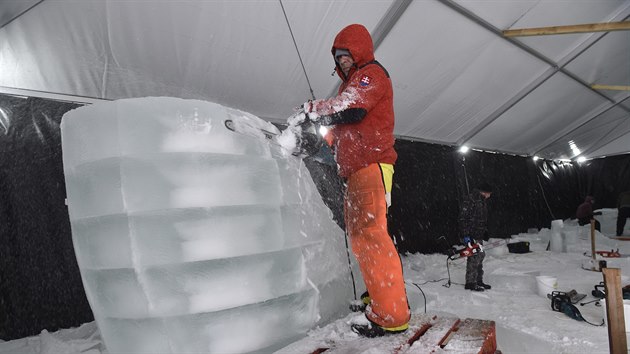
[60,97,356,353]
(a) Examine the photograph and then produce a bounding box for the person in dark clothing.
[576,196,601,231]
[459,183,493,292]
[617,191,630,236]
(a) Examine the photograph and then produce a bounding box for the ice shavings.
[308,88,358,121]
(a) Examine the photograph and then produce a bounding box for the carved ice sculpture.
[60,97,355,353]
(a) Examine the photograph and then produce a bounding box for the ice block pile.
[61,97,355,353]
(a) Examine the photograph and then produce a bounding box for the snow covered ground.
[1,220,628,353]
[281,220,628,354]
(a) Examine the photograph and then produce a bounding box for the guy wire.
[279,0,316,101]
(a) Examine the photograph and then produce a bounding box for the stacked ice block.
[61,97,355,353]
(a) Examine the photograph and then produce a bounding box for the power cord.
[443,256,466,288]
[407,281,427,313]
[405,277,449,314]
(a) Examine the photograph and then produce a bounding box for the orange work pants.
[344,164,410,328]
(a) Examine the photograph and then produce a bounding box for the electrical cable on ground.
[406,281,427,314]
[579,298,601,306]
[444,257,452,288]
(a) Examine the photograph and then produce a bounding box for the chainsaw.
[448,241,484,260]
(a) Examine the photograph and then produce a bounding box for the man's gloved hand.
[302,100,328,124]
[303,100,313,117]
[463,236,472,245]
[287,100,317,126]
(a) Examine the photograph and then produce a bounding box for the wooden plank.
[503,21,630,37]
[279,314,501,354]
[437,318,461,349]
[591,220,597,264]
[444,318,497,354]
[297,313,435,354]
[602,268,628,354]
[392,321,434,354]
[404,316,460,353]
[591,85,630,91]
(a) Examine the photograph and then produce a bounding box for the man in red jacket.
[291,24,410,337]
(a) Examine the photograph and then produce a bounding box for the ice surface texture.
[60,97,355,353]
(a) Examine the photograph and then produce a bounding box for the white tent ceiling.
[1,0,629,161]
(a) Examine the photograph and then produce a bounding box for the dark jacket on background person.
[617,191,630,236]
[618,191,630,208]
[459,187,491,290]
[576,196,595,223]
[576,195,594,219]
[459,189,489,241]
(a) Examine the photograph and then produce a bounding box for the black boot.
[477,282,491,290]
[465,283,485,291]
[349,291,370,312]
[351,320,408,338]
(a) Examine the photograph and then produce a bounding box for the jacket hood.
[331,24,375,78]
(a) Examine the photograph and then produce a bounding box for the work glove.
[286,105,308,127]
[463,236,472,245]
[296,99,337,125]
[287,100,321,126]
[303,100,314,117]
[299,100,323,124]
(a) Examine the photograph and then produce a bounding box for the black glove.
[292,119,323,158]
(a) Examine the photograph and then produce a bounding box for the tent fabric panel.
[452,0,626,35]
[565,30,630,104]
[0,0,40,28]
[379,0,548,142]
[101,1,307,113]
[0,0,390,121]
[0,1,110,99]
[536,106,630,160]
[584,129,630,159]
[469,72,610,156]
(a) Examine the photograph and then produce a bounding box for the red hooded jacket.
[310,24,397,177]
